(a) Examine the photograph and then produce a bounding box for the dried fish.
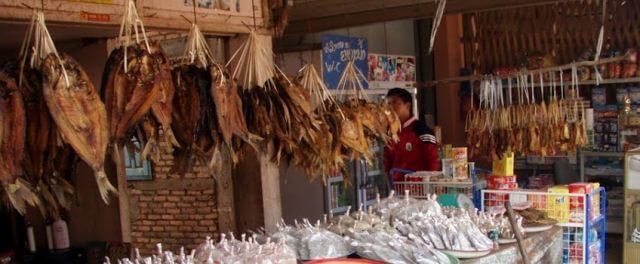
[42,53,116,203]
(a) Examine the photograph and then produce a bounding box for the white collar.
[402,116,417,129]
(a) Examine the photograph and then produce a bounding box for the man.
[384,88,440,183]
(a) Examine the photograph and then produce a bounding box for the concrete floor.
[606,234,623,264]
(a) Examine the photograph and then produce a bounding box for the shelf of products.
[580,151,624,235]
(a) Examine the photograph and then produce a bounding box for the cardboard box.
[568,183,595,222]
[492,152,515,176]
[547,185,570,223]
[452,147,468,179]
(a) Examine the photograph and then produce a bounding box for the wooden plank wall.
[462,0,640,74]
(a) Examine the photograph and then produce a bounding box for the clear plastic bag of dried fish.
[346,230,451,264]
[265,219,353,260]
[326,205,395,236]
[112,234,297,264]
[445,207,524,242]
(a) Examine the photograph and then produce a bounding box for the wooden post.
[505,201,530,264]
[434,14,466,147]
[216,147,237,233]
[260,144,282,233]
[114,144,131,243]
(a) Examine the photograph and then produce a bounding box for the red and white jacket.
[383,117,440,181]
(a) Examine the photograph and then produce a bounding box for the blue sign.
[321,34,368,89]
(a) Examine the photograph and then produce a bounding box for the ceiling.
[285,0,565,35]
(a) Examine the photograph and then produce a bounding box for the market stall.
[1,0,637,263]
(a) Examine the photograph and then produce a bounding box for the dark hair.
[387,88,413,104]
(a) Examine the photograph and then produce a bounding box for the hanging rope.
[428,0,447,53]
[118,0,151,73]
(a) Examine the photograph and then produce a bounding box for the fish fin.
[3,179,40,215]
[95,170,118,204]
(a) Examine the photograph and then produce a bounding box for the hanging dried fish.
[466,71,587,159]
[42,53,115,203]
[0,65,38,214]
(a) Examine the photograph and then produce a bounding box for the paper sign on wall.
[321,34,368,89]
[367,53,416,89]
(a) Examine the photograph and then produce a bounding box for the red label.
[81,12,110,22]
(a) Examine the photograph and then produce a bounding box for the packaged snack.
[591,88,606,107]
[617,88,629,104]
[629,87,640,104]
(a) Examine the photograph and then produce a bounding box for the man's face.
[387,95,411,118]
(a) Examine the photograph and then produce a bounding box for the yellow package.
[492,152,514,176]
[547,185,570,223]
[590,182,601,219]
[444,145,453,159]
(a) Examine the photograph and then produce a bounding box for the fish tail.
[165,129,180,149]
[95,169,118,204]
[141,137,155,162]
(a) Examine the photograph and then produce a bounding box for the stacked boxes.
[547,183,601,224]
[488,152,518,190]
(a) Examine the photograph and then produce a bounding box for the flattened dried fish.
[42,54,116,203]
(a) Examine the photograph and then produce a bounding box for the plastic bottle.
[45,219,54,250]
[52,218,70,250]
[26,221,36,253]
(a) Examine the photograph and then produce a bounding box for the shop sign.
[367,53,416,89]
[321,34,368,89]
[80,12,111,22]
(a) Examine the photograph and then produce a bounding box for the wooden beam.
[0,1,268,36]
[285,0,565,35]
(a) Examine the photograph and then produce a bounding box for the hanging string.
[192,0,197,24]
[428,0,447,53]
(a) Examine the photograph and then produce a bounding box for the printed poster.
[368,53,416,89]
[185,0,241,12]
[321,34,368,89]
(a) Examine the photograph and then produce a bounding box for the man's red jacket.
[384,117,440,182]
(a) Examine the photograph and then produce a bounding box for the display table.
[461,226,562,264]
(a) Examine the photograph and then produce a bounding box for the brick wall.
[127,151,223,254]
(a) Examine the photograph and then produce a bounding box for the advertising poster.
[368,53,416,89]
[321,34,368,89]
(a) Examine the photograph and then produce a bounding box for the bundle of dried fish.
[9,11,78,216]
[229,32,323,174]
[102,0,178,164]
[173,65,221,173]
[331,61,401,164]
[42,53,115,203]
[466,70,587,159]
